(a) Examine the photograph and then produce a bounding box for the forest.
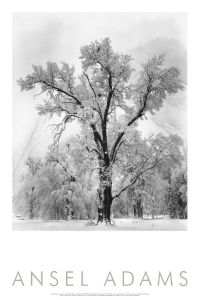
[13,38,187,224]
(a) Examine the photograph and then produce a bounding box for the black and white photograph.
[2,3,200,300]
[12,12,187,231]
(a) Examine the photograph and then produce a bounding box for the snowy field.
[12,218,187,231]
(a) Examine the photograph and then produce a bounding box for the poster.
[1,2,199,300]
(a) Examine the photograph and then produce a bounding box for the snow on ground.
[12,218,187,231]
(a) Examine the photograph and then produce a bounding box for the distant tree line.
[13,133,187,220]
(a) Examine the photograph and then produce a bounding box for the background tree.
[165,166,187,218]
[17,38,184,224]
[24,157,42,219]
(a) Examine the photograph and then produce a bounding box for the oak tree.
[18,38,184,224]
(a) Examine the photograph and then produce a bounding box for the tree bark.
[97,164,113,225]
[103,185,112,223]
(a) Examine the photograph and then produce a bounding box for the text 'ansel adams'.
[12,271,188,286]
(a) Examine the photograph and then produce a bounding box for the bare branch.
[33,89,48,100]
[90,123,104,149]
[83,72,97,98]
[42,80,83,107]
[86,146,104,160]
[112,140,124,164]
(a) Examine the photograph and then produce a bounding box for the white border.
[1,2,200,300]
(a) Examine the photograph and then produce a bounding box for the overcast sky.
[13,12,187,152]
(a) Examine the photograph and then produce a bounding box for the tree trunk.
[61,207,64,220]
[29,190,34,219]
[152,201,155,219]
[140,206,143,219]
[136,200,143,218]
[133,205,137,217]
[56,207,59,220]
[29,207,33,219]
[97,165,113,225]
[104,185,112,223]
[137,201,140,218]
[127,197,129,217]
[29,199,34,219]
